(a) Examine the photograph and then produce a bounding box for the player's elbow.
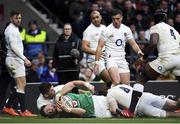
[79,109,86,116]
[81,42,89,52]
[81,45,86,52]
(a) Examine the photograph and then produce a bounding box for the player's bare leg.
[163,99,180,110]
[100,69,111,83]
[15,76,26,113]
[119,73,130,85]
[108,67,120,86]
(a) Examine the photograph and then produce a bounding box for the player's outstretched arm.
[55,80,95,101]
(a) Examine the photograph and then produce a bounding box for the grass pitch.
[0,114,180,123]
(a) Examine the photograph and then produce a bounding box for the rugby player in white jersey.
[82,10,111,84]
[139,9,180,82]
[130,9,180,118]
[95,9,144,116]
[95,9,144,86]
[39,83,180,118]
[107,84,180,118]
[4,10,35,116]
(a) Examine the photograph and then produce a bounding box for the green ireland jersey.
[65,93,94,117]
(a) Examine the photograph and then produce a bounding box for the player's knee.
[159,110,166,117]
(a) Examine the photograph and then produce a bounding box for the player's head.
[39,82,55,99]
[153,9,167,24]
[90,10,102,27]
[40,104,58,118]
[10,10,22,27]
[111,9,123,28]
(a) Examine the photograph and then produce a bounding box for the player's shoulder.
[152,22,168,28]
[150,22,169,32]
[83,24,93,34]
[101,24,106,28]
[105,23,115,32]
[37,94,45,102]
[121,24,131,31]
[4,24,11,33]
[106,23,113,28]
[5,24,18,34]
[85,23,95,30]
[150,23,160,32]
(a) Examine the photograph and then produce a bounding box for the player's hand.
[56,101,63,112]
[116,108,134,118]
[134,57,145,68]
[100,50,106,59]
[94,62,99,75]
[85,83,95,94]
[137,51,144,58]
[51,68,56,73]
[55,95,61,102]
[120,109,134,118]
[24,58,31,67]
[60,98,72,113]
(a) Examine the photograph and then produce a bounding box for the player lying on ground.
[36,81,94,112]
[40,84,180,118]
[107,84,180,118]
[129,9,180,118]
[41,93,112,118]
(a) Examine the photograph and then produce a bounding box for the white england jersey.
[83,23,106,62]
[92,95,112,118]
[107,84,167,117]
[100,23,133,59]
[150,22,180,56]
[36,85,64,110]
[107,84,133,108]
[4,23,26,60]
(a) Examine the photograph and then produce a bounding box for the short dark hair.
[10,10,21,17]
[111,9,122,16]
[39,82,52,95]
[40,105,57,118]
[153,9,167,24]
[28,20,38,26]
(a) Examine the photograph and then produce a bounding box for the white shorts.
[87,59,106,75]
[106,57,129,73]
[92,95,112,118]
[149,54,180,76]
[5,57,25,78]
[136,92,167,117]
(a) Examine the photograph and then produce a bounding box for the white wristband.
[137,50,142,55]
[95,61,99,65]
[85,82,91,88]
[55,91,62,101]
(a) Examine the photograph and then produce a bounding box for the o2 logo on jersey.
[72,100,78,107]
[158,66,162,71]
[115,39,124,47]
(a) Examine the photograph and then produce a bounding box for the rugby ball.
[61,96,73,108]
